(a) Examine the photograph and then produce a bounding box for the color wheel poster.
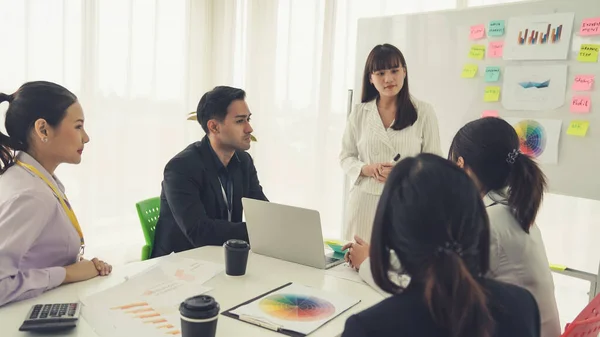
[503,12,574,60]
[504,118,562,164]
[501,65,567,111]
[231,283,360,335]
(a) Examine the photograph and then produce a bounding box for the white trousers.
[344,188,382,243]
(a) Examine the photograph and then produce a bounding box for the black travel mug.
[179,295,220,337]
[223,239,250,276]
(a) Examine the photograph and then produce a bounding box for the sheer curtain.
[225,0,459,240]
[0,0,203,263]
[2,0,539,263]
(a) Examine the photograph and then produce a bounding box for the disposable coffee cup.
[224,239,250,276]
[179,295,220,337]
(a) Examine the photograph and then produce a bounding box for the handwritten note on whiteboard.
[487,41,504,58]
[566,121,590,137]
[580,17,600,36]
[484,67,501,82]
[570,96,591,113]
[488,20,505,36]
[572,75,595,91]
[577,44,599,62]
[484,86,501,102]
[461,64,478,78]
[468,45,486,60]
[470,25,486,40]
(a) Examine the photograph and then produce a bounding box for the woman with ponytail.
[449,117,560,337]
[342,154,540,337]
[0,82,111,307]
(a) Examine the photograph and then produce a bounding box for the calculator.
[18,302,81,332]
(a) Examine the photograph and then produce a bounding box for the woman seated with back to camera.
[341,154,540,337]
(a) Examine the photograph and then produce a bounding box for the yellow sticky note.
[461,64,478,78]
[577,44,599,62]
[468,45,486,60]
[484,86,501,102]
[566,120,590,137]
[549,263,567,271]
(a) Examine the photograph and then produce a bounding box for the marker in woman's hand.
[393,154,401,162]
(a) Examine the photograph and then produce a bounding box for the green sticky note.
[484,86,501,102]
[461,64,478,78]
[488,20,505,37]
[566,120,590,137]
[577,44,599,62]
[485,66,501,82]
[468,45,486,60]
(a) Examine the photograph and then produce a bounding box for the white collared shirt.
[485,191,561,337]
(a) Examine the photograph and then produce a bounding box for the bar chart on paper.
[518,24,563,45]
[81,256,223,337]
[109,301,181,336]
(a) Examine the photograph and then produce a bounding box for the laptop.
[241,198,345,269]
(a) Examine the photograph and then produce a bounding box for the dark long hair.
[0,81,77,174]
[370,154,494,337]
[361,43,417,131]
[448,118,547,233]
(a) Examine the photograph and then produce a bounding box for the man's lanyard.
[16,161,85,258]
[217,177,233,221]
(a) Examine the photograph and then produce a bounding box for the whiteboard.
[354,0,600,201]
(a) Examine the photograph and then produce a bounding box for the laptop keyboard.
[325,256,340,264]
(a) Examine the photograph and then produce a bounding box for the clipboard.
[221,282,305,336]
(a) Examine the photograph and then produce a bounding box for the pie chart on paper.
[513,119,547,158]
[258,294,336,322]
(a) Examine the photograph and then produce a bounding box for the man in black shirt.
[151,86,268,257]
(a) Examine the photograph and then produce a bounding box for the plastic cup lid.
[225,239,249,249]
[179,295,220,319]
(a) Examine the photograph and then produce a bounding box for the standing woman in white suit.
[340,43,442,242]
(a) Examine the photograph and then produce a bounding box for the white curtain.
[1,0,534,265]
[0,0,201,262]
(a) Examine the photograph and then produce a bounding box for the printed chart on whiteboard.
[503,12,575,60]
[504,118,562,164]
[501,65,568,111]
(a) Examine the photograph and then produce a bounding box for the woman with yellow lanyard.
[0,81,112,307]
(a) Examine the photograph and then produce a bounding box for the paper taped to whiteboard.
[501,65,567,111]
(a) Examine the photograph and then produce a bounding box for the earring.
[42,137,48,143]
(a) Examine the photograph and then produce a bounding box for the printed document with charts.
[80,255,224,337]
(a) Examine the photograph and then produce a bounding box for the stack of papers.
[81,255,224,337]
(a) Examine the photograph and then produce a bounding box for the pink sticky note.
[482,110,499,118]
[580,17,600,36]
[570,96,591,113]
[487,41,504,58]
[470,24,486,40]
[572,75,595,91]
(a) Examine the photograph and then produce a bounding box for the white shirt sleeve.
[339,105,366,186]
[357,254,409,297]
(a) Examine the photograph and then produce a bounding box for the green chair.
[135,197,160,261]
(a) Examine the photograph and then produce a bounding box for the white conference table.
[0,246,384,337]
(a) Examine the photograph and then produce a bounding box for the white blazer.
[339,96,442,195]
[485,192,561,337]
